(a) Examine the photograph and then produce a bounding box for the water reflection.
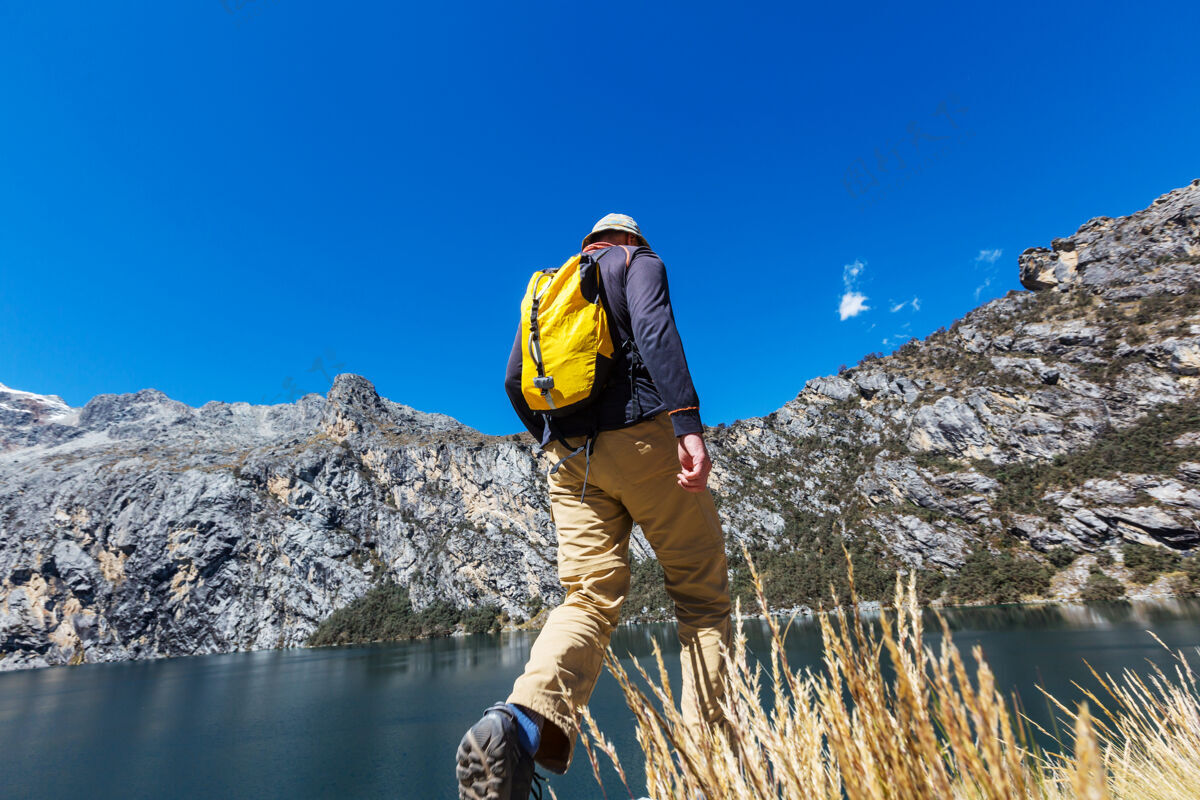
[1,600,1199,799]
[934,597,1200,632]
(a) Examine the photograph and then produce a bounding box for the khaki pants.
[508,413,732,774]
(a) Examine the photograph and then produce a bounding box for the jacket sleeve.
[505,328,544,441]
[625,251,704,437]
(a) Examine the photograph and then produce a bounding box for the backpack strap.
[616,245,645,417]
[586,245,631,302]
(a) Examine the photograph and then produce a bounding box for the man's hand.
[677,433,711,493]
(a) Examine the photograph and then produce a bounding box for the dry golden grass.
[578,550,1200,800]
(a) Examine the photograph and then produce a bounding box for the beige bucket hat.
[581,213,648,249]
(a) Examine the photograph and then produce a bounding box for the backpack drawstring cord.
[547,433,596,502]
[580,437,593,502]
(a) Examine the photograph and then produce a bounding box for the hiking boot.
[456,703,540,800]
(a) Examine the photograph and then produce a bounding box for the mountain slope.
[704,179,1200,599]
[3,179,1199,670]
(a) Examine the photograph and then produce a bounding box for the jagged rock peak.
[326,373,387,415]
[320,373,465,440]
[77,388,192,436]
[1019,178,1200,295]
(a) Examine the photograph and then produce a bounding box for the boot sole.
[456,715,511,800]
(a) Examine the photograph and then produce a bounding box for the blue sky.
[1,1,1198,436]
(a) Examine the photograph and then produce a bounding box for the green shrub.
[1080,568,1126,602]
[524,594,545,619]
[1184,556,1200,592]
[461,604,503,635]
[307,582,496,646]
[728,520,900,611]
[1096,550,1115,567]
[417,600,464,636]
[1121,542,1182,584]
[1133,290,1200,325]
[622,558,674,622]
[916,570,947,604]
[1168,574,1196,597]
[977,399,1200,517]
[1047,547,1077,569]
[943,549,1051,604]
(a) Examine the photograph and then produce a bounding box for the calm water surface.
[3,600,1200,799]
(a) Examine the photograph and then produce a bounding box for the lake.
[3,599,1200,799]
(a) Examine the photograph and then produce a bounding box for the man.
[455,214,732,800]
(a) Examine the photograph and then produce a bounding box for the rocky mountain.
[710,180,1200,557]
[3,179,1200,671]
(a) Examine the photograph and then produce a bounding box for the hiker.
[455,214,732,800]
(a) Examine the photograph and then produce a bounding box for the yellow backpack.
[519,246,632,417]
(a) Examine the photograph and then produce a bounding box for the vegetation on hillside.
[307,582,501,646]
[1080,567,1126,602]
[1122,541,1182,584]
[941,547,1051,604]
[622,512,913,623]
[622,558,673,623]
[727,512,903,610]
[1047,546,1077,569]
[914,397,1200,519]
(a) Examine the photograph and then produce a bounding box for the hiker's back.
[506,243,677,443]
[546,244,673,439]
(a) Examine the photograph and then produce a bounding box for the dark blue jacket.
[505,245,703,445]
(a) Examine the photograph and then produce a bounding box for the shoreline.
[5,593,1198,675]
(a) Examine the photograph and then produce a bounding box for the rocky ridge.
[3,179,1200,670]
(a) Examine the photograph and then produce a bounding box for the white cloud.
[842,259,866,288]
[838,259,869,320]
[971,250,1002,302]
[889,296,921,313]
[839,292,870,320]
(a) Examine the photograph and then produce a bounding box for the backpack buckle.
[534,376,554,390]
